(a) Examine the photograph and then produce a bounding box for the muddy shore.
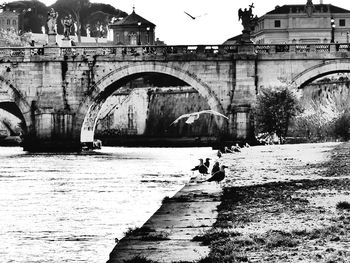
[199,142,350,262]
[108,142,350,263]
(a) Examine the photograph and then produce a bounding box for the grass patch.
[265,230,299,248]
[123,256,158,263]
[140,231,170,241]
[336,201,350,210]
[161,196,170,204]
[124,226,155,237]
[192,229,241,246]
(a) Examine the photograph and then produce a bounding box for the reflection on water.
[0,146,216,263]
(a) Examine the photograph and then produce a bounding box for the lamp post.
[137,21,141,45]
[146,27,150,44]
[331,17,335,43]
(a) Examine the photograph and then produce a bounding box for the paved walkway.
[107,177,222,263]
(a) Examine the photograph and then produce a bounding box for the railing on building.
[0,43,349,58]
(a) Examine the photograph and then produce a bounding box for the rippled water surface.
[0,146,216,263]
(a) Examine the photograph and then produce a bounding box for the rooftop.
[267,4,350,14]
[111,9,155,27]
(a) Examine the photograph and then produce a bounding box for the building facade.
[0,10,19,33]
[109,8,156,45]
[251,0,350,44]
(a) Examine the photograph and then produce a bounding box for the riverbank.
[107,142,350,263]
[201,142,350,262]
[107,177,223,263]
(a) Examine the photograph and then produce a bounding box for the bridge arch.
[0,76,30,133]
[78,62,225,143]
[291,61,350,89]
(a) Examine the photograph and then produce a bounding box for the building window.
[7,19,10,25]
[12,20,16,26]
[274,20,281,28]
[339,19,346,27]
[115,33,120,43]
[129,33,137,45]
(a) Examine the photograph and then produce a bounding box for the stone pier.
[107,177,222,263]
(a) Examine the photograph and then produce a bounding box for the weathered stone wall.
[145,88,219,137]
[96,87,220,138]
[1,45,350,150]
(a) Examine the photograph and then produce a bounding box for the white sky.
[9,0,350,44]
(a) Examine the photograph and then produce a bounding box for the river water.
[0,146,216,263]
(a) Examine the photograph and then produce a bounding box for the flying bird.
[207,165,228,184]
[184,11,196,19]
[184,11,208,20]
[170,110,229,126]
[191,158,208,175]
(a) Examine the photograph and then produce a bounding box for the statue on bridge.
[238,3,258,43]
[62,15,74,40]
[47,8,58,34]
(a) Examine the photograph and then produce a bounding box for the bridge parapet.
[0,43,349,60]
[61,44,239,59]
[254,43,350,54]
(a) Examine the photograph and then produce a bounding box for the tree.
[51,0,91,42]
[0,28,31,46]
[5,0,48,33]
[51,0,127,41]
[254,87,302,142]
[81,3,127,37]
[333,111,350,141]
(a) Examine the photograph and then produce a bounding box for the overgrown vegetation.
[336,201,350,210]
[288,77,350,142]
[5,0,127,38]
[123,256,158,263]
[254,87,302,143]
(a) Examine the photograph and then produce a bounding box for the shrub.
[336,201,350,210]
[254,87,302,142]
[123,256,157,263]
[333,112,350,141]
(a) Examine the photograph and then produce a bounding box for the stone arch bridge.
[0,43,349,151]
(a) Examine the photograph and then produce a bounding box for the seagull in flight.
[184,11,208,20]
[170,110,229,126]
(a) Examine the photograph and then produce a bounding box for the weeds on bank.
[123,256,158,263]
[124,226,170,241]
[336,201,350,210]
[192,228,241,246]
[124,226,155,237]
[140,231,170,241]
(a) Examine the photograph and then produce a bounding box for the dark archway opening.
[288,72,350,143]
[0,102,27,146]
[92,72,225,147]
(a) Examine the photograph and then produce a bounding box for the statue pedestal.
[61,38,71,47]
[47,33,57,46]
[238,44,255,54]
[240,30,253,44]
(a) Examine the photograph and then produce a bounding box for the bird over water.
[170,110,229,126]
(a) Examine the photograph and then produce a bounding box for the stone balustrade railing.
[0,43,349,58]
